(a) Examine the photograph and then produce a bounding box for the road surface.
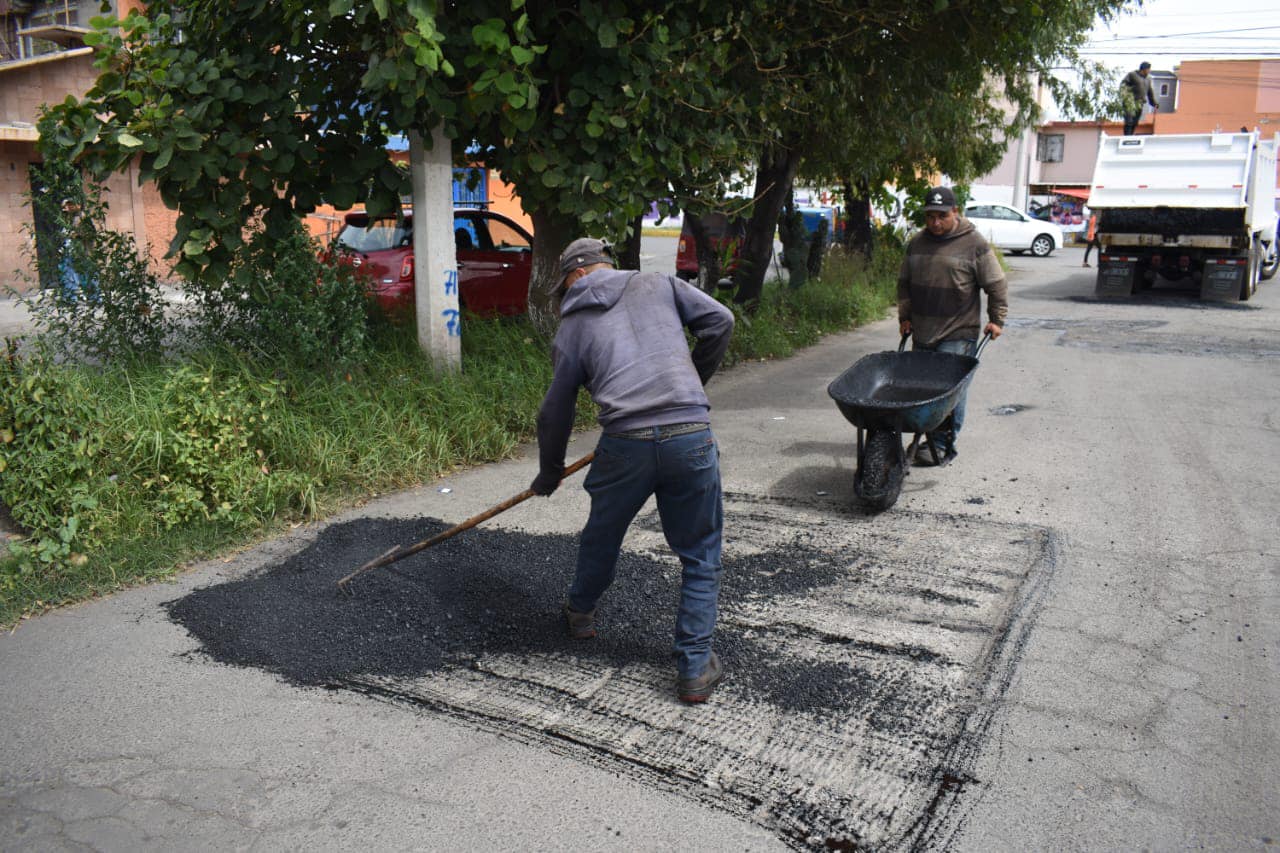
[2,246,1277,850]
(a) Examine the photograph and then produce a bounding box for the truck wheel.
[1030,234,1055,257]
[1260,243,1279,282]
[1242,242,1261,300]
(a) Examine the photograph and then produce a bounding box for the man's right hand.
[899,320,912,337]
[530,467,563,496]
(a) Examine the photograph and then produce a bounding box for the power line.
[1090,23,1280,40]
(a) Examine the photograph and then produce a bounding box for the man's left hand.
[985,322,1003,339]
[530,467,563,496]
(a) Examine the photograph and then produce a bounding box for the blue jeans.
[569,426,723,679]
[914,338,977,453]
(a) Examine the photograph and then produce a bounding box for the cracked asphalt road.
[2,247,1278,850]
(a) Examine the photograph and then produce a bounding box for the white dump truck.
[1088,131,1279,301]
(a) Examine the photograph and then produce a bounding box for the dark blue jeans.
[915,338,977,454]
[569,425,723,679]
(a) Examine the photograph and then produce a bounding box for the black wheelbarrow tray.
[826,333,990,435]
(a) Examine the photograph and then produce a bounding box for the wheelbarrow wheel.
[854,429,905,511]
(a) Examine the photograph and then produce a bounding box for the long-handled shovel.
[336,451,595,592]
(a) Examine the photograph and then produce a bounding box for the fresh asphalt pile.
[168,516,891,714]
[166,496,1054,850]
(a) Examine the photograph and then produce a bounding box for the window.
[1037,133,1064,163]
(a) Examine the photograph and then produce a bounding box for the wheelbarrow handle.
[975,330,994,360]
[898,331,910,353]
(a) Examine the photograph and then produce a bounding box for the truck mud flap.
[1200,257,1247,302]
[1096,255,1139,298]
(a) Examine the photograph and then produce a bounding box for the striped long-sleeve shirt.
[897,219,1008,348]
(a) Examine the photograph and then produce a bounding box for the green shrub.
[18,157,170,363]
[0,343,106,575]
[135,364,316,529]
[185,223,372,368]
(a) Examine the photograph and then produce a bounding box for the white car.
[964,203,1064,257]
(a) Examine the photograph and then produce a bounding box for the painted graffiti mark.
[441,309,460,336]
[443,269,458,297]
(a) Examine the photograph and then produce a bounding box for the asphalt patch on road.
[168,494,1056,850]
[1006,316,1280,360]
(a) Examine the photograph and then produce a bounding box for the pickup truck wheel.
[1030,234,1055,257]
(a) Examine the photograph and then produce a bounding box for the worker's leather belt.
[610,422,709,440]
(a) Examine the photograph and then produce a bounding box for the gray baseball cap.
[557,237,614,287]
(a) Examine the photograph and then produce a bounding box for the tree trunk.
[527,208,579,338]
[685,214,722,292]
[732,143,801,309]
[842,178,875,260]
[777,192,809,289]
[616,213,644,272]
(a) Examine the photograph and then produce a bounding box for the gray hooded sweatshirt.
[536,269,735,477]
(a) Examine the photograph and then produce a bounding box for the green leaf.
[597,21,618,49]
[117,133,144,148]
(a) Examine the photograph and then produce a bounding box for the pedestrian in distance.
[531,237,735,703]
[1082,210,1102,267]
[898,187,1007,467]
[1121,61,1158,136]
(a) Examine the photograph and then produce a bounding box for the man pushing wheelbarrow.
[828,186,1007,511]
[897,186,1007,467]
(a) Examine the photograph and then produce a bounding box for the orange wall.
[1155,60,1280,134]
[303,164,533,248]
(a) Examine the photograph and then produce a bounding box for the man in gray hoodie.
[531,237,735,703]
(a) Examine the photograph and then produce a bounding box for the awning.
[1052,187,1091,201]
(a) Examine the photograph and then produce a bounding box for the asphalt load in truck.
[166,495,1054,849]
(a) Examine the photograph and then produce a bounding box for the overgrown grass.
[0,246,899,627]
[724,244,899,364]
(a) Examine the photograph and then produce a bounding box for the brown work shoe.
[562,602,596,640]
[677,652,724,703]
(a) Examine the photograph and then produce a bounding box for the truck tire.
[1241,242,1261,300]
[1030,234,1055,257]
[1261,243,1279,282]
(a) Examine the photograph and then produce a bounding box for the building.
[1,0,168,295]
[3,2,532,296]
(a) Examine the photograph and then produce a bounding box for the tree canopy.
[46,0,1135,323]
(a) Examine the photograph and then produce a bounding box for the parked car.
[964,203,1063,257]
[328,208,533,316]
[676,212,747,282]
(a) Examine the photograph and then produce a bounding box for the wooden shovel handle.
[336,451,595,589]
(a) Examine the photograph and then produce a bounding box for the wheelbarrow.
[827,332,992,510]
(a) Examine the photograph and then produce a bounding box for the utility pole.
[408,126,461,371]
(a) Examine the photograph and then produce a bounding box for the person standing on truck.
[531,237,735,703]
[1121,61,1158,136]
[898,187,1007,467]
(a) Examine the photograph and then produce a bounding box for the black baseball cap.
[923,186,957,212]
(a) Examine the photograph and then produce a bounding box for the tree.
[46,1,751,333]
[44,0,1132,331]
[712,0,1134,303]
